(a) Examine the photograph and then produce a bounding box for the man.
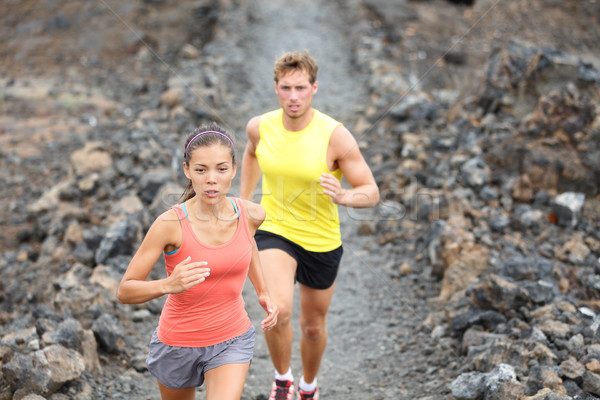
[240,50,379,400]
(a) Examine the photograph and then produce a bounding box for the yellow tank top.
[256,109,343,252]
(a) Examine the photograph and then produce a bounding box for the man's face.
[274,69,318,120]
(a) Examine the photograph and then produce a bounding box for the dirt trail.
[201,1,446,398]
[207,0,369,132]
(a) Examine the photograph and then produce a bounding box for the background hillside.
[1,0,599,399]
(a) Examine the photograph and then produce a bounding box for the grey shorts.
[146,325,255,389]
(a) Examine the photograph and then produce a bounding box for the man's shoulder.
[261,109,282,120]
[313,109,341,124]
[312,109,343,134]
[248,109,281,123]
[256,109,283,132]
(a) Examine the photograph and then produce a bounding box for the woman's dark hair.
[180,122,235,202]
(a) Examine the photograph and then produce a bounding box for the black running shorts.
[254,230,343,290]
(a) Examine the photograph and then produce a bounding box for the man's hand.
[319,172,345,205]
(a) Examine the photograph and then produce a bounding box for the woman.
[118,123,278,400]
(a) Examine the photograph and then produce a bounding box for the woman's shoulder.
[238,199,265,230]
[152,207,184,232]
[235,198,264,217]
[157,206,183,221]
[140,207,183,250]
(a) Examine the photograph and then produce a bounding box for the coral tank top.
[158,198,252,347]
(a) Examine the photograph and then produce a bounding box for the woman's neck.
[186,197,230,223]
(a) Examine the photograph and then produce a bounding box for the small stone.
[17,251,28,263]
[399,261,413,276]
[160,88,182,109]
[357,221,375,236]
[586,359,600,374]
[181,43,199,59]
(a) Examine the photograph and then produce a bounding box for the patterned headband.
[185,130,234,156]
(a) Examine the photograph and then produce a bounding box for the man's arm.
[240,116,262,201]
[321,125,380,208]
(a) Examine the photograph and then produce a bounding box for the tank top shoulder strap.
[230,197,251,241]
[171,204,187,220]
[228,197,240,218]
[171,204,194,238]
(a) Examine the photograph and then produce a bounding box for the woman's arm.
[117,210,211,304]
[243,200,278,330]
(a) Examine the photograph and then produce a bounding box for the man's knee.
[300,321,326,341]
[274,305,293,327]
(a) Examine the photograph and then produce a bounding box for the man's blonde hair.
[273,50,318,84]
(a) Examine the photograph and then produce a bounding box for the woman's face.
[183,143,237,204]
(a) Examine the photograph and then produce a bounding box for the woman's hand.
[258,294,278,331]
[166,256,210,294]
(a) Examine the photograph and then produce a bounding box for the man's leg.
[259,248,297,374]
[298,281,336,383]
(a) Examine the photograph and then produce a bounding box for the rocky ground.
[1,0,600,399]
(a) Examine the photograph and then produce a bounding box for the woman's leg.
[204,362,251,400]
[157,380,196,400]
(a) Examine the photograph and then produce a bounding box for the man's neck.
[282,108,315,132]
